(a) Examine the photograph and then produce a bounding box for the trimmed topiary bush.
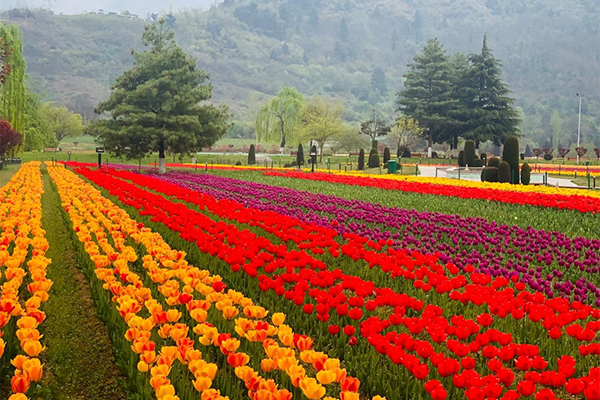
[502,136,520,184]
[297,144,305,166]
[402,148,411,158]
[498,161,511,183]
[458,151,465,167]
[371,140,378,150]
[473,159,483,168]
[368,148,380,168]
[544,154,553,161]
[236,161,242,166]
[358,149,365,170]
[521,163,531,185]
[248,144,256,165]
[464,140,476,167]
[481,168,486,182]
[383,147,391,164]
[487,157,500,168]
[485,167,499,182]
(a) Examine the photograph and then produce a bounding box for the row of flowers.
[262,170,600,213]
[74,165,600,400]
[48,163,376,400]
[0,162,51,400]
[143,171,600,305]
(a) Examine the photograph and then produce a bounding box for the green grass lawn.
[0,164,19,187]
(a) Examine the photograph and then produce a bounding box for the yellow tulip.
[271,313,285,326]
[316,370,336,385]
[155,384,176,398]
[21,339,44,357]
[137,361,150,373]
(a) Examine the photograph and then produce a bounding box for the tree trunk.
[159,144,166,174]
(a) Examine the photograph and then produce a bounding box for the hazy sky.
[1,0,218,15]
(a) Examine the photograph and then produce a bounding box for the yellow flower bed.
[0,162,51,399]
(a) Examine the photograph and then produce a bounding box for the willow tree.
[255,87,305,151]
[90,20,230,173]
[0,23,26,153]
[297,97,346,162]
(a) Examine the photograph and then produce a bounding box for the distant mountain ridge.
[4,0,600,146]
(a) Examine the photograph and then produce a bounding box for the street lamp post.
[577,93,584,165]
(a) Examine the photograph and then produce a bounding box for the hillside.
[5,0,600,147]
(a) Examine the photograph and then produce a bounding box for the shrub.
[498,161,511,183]
[402,148,411,158]
[297,144,305,166]
[485,167,499,182]
[368,148,380,168]
[383,147,391,164]
[283,163,291,168]
[521,163,531,185]
[290,160,297,167]
[235,161,242,166]
[458,151,465,167]
[248,144,256,165]
[481,168,486,182]
[473,159,483,167]
[431,151,438,158]
[502,136,520,184]
[544,154,553,161]
[520,153,525,160]
[358,149,365,170]
[487,157,500,168]
[464,140,476,167]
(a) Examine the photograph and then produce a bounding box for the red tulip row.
[75,166,600,400]
[95,168,599,339]
[263,171,600,214]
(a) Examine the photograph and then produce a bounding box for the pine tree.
[339,18,348,43]
[89,20,230,173]
[397,38,457,156]
[459,35,520,146]
[371,67,387,94]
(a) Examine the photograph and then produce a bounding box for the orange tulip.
[221,306,239,320]
[190,308,207,323]
[21,339,44,357]
[220,338,240,354]
[261,358,276,373]
[340,392,360,400]
[16,316,38,330]
[8,394,28,400]
[11,374,30,393]
[22,358,43,381]
[0,338,5,359]
[227,352,250,367]
[193,377,212,392]
[299,378,326,399]
[155,384,176,398]
[166,309,181,322]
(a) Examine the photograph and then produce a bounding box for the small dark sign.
[96,147,105,154]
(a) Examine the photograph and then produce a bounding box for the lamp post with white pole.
[577,93,584,165]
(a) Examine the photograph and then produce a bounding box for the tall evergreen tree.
[371,67,387,94]
[459,35,520,146]
[90,20,230,173]
[339,18,349,43]
[396,38,456,156]
[448,51,471,149]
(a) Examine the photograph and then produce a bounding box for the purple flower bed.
[145,171,600,306]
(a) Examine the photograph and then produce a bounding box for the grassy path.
[37,167,128,400]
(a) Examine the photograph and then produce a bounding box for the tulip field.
[0,162,599,400]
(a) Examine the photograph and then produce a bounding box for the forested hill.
[5,0,600,146]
